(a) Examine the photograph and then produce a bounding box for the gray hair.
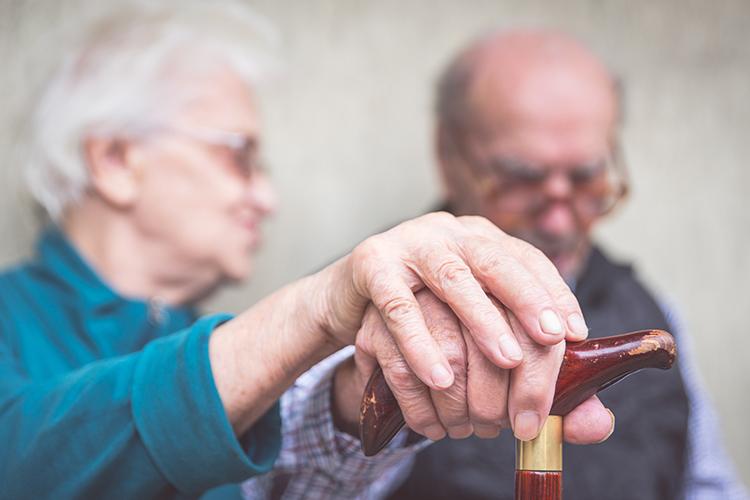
[434,41,481,139]
[25,0,280,219]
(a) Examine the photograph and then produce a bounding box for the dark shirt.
[391,245,690,500]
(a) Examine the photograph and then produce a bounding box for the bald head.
[437,30,619,141]
[435,30,625,280]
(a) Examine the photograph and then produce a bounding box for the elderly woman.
[0,2,614,499]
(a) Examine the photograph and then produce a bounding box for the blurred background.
[1,0,748,482]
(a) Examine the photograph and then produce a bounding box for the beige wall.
[1,0,748,483]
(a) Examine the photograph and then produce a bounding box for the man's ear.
[83,135,141,209]
[434,123,459,202]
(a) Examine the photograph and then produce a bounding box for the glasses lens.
[481,151,626,215]
[573,153,627,215]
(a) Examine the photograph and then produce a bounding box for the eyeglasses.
[145,124,266,181]
[456,138,628,217]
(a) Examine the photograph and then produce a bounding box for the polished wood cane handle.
[359,329,676,456]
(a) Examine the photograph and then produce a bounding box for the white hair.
[25,0,280,219]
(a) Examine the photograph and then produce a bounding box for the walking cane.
[359,329,676,500]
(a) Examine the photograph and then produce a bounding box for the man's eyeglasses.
[456,139,628,216]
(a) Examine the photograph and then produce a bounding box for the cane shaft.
[514,471,562,500]
[515,416,563,499]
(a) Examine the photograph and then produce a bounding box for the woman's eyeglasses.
[141,124,266,181]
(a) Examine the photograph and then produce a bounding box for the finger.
[356,304,446,441]
[417,291,473,439]
[462,234,568,347]
[508,238,589,341]
[413,253,524,368]
[458,216,588,343]
[364,259,455,390]
[506,311,565,441]
[473,424,502,439]
[352,305,383,377]
[562,395,615,445]
[464,321,509,435]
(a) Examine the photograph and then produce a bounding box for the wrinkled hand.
[323,212,589,388]
[351,289,614,443]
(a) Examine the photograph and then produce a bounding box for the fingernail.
[539,309,563,336]
[473,424,502,439]
[499,335,523,362]
[567,312,589,339]
[598,408,616,443]
[447,423,474,439]
[423,424,447,441]
[431,364,454,389]
[513,411,541,441]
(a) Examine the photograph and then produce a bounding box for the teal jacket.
[0,228,281,499]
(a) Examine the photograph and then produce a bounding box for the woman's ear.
[82,135,141,209]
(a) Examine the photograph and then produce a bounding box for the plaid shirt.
[242,347,426,499]
[661,304,748,500]
[243,307,748,499]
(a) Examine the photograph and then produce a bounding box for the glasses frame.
[446,128,629,217]
[136,124,267,181]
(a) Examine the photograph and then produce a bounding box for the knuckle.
[352,236,389,277]
[355,311,385,349]
[381,296,418,326]
[434,259,473,291]
[352,236,378,263]
[436,336,466,374]
[472,248,507,278]
[354,330,369,352]
[435,397,470,427]
[425,211,455,225]
[551,286,578,309]
[443,348,467,378]
[517,239,547,263]
[383,359,421,391]
[403,404,438,432]
[469,401,507,426]
[351,243,381,291]
[458,215,498,233]
[515,378,550,407]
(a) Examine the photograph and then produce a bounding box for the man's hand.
[332,289,614,444]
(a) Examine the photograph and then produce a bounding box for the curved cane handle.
[360,329,676,456]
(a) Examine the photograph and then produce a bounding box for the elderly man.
[389,30,746,499]
[0,5,615,500]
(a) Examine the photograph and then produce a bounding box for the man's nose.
[537,171,576,236]
[542,170,574,201]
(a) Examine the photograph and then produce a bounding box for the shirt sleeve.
[0,314,281,499]
[241,347,428,499]
[660,301,749,500]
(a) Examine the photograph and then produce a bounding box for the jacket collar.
[34,226,121,310]
[33,226,192,321]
